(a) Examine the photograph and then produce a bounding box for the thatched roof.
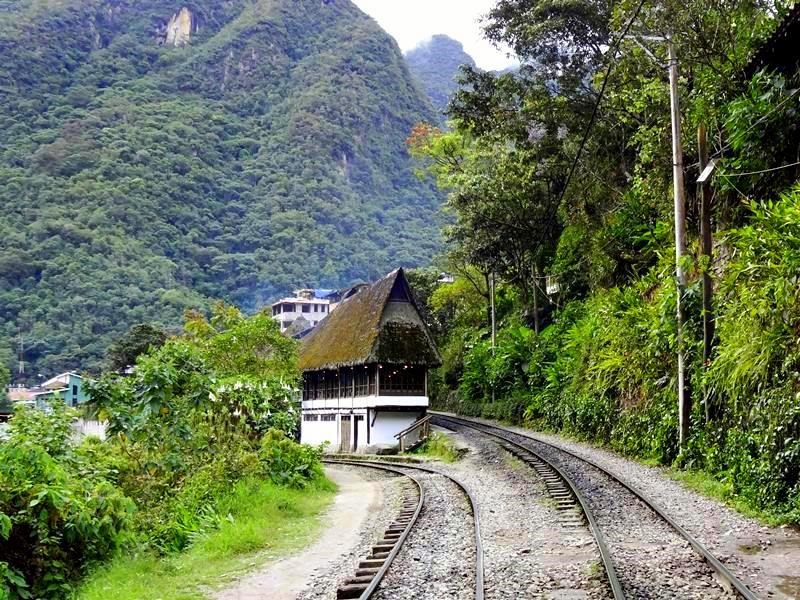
[298,268,441,371]
[745,4,800,78]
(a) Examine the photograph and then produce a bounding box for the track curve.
[432,412,760,600]
[325,458,485,600]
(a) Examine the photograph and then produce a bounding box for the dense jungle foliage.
[0,0,441,377]
[405,35,477,120]
[411,0,800,523]
[0,305,325,598]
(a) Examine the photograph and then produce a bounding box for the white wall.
[301,417,338,447]
[370,411,422,446]
[302,395,429,411]
[356,415,368,448]
[72,419,107,440]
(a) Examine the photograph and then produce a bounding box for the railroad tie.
[336,483,419,600]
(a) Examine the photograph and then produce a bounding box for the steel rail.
[329,458,485,600]
[427,418,624,600]
[432,413,760,600]
[322,459,424,600]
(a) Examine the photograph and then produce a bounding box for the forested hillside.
[406,35,476,118]
[0,0,441,376]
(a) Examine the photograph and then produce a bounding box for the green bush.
[259,430,323,489]
[0,409,134,599]
[445,190,800,521]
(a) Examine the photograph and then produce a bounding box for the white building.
[271,289,333,333]
[298,269,441,452]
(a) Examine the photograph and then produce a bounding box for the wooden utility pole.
[668,37,691,449]
[490,271,496,404]
[698,124,715,423]
[490,271,497,353]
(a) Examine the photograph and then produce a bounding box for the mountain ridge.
[0,0,442,376]
[405,34,477,118]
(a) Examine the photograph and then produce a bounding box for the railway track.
[324,458,484,600]
[432,413,760,600]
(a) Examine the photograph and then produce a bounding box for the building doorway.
[340,415,351,452]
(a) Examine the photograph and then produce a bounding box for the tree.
[105,324,168,373]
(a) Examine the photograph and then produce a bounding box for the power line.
[723,160,800,177]
[555,0,649,209]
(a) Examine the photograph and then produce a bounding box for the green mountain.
[0,0,442,376]
[405,34,477,117]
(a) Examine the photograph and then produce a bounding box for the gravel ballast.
[432,427,610,599]
[297,465,403,600]
[371,468,476,600]
[437,413,800,599]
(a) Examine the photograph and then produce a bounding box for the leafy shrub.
[0,410,134,599]
[259,430,323,488]
[7,402,74,458]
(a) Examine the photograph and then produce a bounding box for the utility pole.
[490,271,496,404]
[667,37,691,449]
[17,329,24,376]
[490,271,496,352]
[698,125,716,423]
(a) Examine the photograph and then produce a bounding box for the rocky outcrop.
[164,7,195,47]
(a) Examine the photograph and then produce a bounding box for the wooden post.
[668,37,691,449]
[490,272,496,404]
[532,266,540,334]
[698,124,715,423]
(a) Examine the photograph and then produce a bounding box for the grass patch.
[665,468,796,526]
[78,477,336,600]
[410,432,463,463]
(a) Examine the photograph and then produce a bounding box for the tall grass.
[78,477,336,600]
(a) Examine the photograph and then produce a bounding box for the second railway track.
[324,458,484,600]
[433,413,760,600]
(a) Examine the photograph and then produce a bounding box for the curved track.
[322,460,424,599]
[432,413,760,600]
[325,458,484,600]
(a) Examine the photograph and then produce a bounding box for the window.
[355,415,364,421]
[282,303,295,313]
[273,305,280,316]
[379,366,425,396]
[355,366,374,397]
[72,385,78,395]
[313,305,318,313]
[321,414,336,422]
[341,368,354,397]
[303,414,319,422]
[302,304,311,313]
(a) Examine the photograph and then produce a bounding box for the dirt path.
[215,466,382,600]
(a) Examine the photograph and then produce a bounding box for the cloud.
[352,0,516,71]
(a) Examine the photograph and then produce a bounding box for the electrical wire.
[555,0,649,209]
[722,160,800,177]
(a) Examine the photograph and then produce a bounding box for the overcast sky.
[352,0,516,71]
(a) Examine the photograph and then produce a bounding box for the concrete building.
[32,372,89,408]
[298,268,441,452]
[271,289,334,333]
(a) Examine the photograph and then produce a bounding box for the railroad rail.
[325,458,485,600]
[322,460,423,599]
[431,418,623,599]
[432,413,760,600]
